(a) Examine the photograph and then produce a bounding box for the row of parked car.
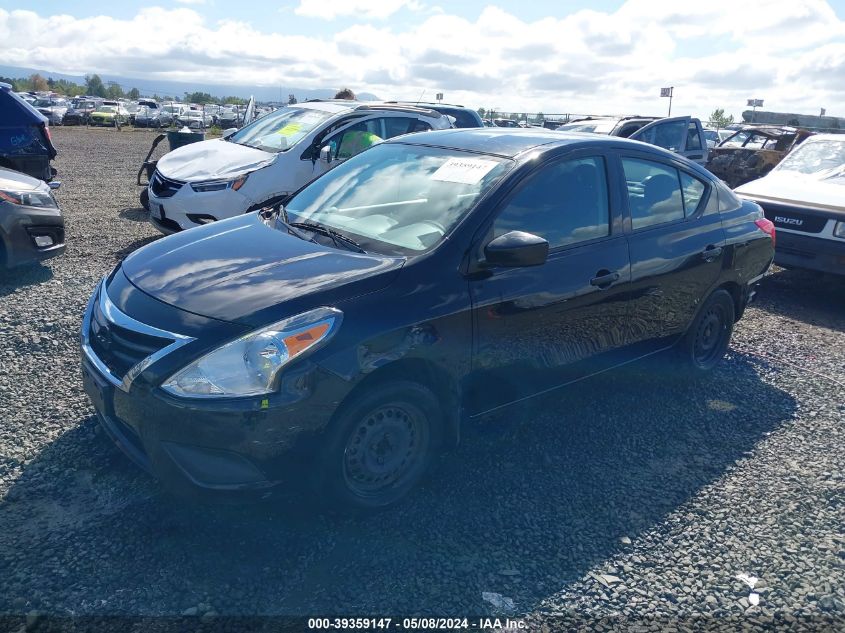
[3,84,843,278]
[15,91,263,130]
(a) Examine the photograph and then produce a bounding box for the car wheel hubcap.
[342,403,427,497]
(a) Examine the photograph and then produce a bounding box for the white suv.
[147,101,452,234]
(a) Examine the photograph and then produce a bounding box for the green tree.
[128,87,140,99]
[52,78,86,97]
[477,107,486,118]
[85,74,107,97]
[535,112,545,123]
[708,108,734,129]
[185,91,214,104]
[105,82,124,99]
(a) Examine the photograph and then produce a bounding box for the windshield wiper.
[288,221,367,253]
[269,206,316,244]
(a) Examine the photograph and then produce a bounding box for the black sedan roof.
[394,128,621,158]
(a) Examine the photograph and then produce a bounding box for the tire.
[676,289,735,372]
[313,380,442,511]
[139,188,150,212]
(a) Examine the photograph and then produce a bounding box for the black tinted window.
[445,110,480,128]
[622,158,685,229]
[685,124,702,151]
[679,171,707,214]
[494,157,610,248]
[635,120,685,151]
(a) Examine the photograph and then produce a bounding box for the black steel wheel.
[342,401,429,499]
[316,380,441,510]
[679,289,735,372]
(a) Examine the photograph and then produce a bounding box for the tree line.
[1,73,248,105]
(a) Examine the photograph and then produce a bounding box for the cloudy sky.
[2,0,844,119]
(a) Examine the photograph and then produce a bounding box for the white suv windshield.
[229,106,334,153]
[776,139,845,181]
[284,143,511,253]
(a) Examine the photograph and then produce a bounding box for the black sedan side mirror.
[484,231,549,267]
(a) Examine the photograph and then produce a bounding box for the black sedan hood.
[121,214,404,326]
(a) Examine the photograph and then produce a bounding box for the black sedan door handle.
[701,245,723,261]
[590,270,620,288]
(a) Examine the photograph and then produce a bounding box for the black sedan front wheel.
[316,380,441,511]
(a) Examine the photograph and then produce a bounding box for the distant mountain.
[0,65,378,103]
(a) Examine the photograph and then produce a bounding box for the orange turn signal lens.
[283,322,330,357]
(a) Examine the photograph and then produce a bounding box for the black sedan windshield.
[284,143,512,253]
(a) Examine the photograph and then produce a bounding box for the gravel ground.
[0,127,843,631]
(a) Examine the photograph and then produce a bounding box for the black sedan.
[0,167,65,268]
[80,129,775,509]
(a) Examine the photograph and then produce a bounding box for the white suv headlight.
[161,307,342,398]
[190,173,249,192]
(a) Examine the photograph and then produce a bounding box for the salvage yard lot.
[0,127,843,625]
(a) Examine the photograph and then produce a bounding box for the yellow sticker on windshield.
[277,123,302,136]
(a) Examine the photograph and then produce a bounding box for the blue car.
[0,82,58,182]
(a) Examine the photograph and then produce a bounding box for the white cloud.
[1,1,843,120]
[294,0,421,21]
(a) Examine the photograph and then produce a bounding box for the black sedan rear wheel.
[315,380,440,511]
[678,289,735,372]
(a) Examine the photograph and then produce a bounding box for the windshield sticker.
[431,158,499,185]
[277,122,303,136]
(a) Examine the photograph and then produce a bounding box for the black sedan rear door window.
[493,156,610,249]
[622,158,685,230]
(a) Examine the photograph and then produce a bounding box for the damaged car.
[81,129,774,508]
[146,101,452,234]
[735,134,845,275]
[0,83,58,182]
[706,126,813,188]
[0,166,65,268]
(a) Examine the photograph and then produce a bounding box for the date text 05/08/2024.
[307,617,527,630]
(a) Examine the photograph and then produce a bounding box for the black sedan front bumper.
[775,231,845,276]
[0,201,65,268]
[79,283,349,498]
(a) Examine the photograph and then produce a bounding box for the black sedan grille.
[760,202,830,234]
[88,295,172,380]
[150,171,183,198]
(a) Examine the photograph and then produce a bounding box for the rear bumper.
[775,232,845,276]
